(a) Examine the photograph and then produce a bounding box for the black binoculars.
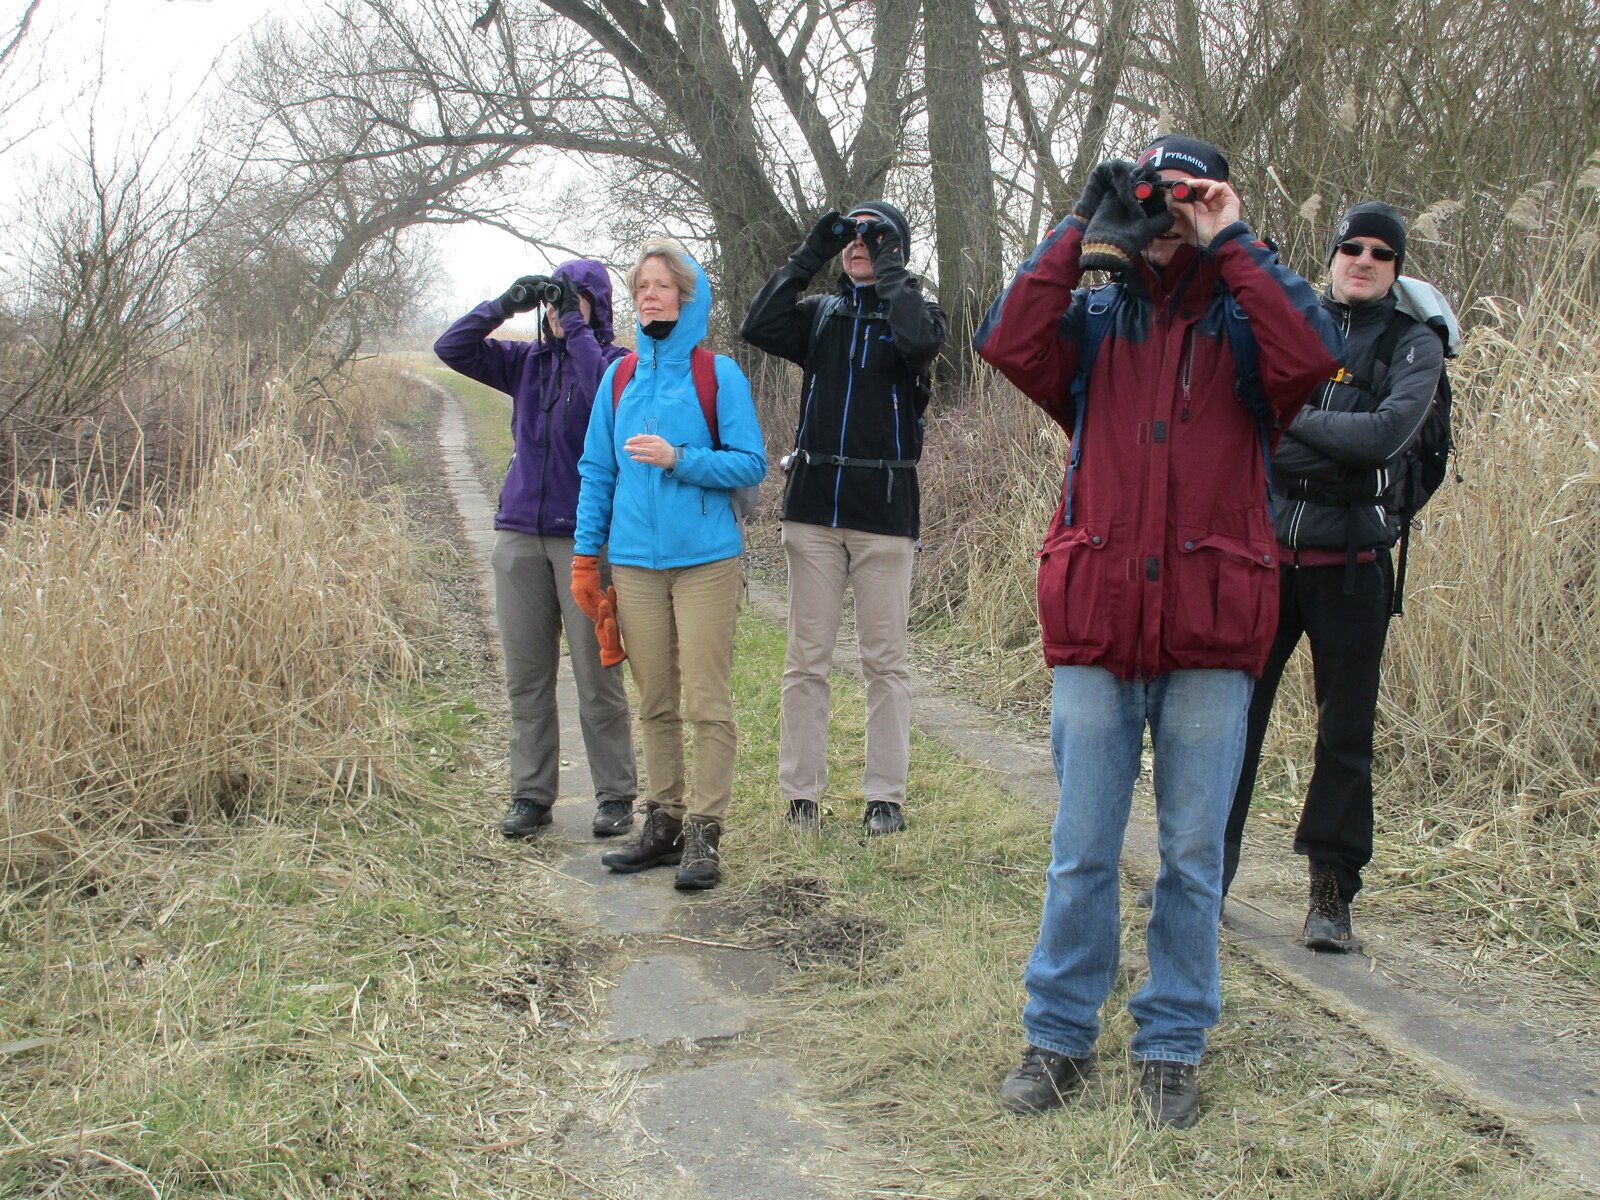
[508,278,564,306]
[1133,178,1197,203]
[831,218,872,240]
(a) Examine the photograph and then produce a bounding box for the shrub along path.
[426,369,1587,1199]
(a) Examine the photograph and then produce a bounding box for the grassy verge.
[720,616,1563,1199]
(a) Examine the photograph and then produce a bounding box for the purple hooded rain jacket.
[433,258,627,537]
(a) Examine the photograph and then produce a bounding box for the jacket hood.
[553,258,617,346]
[636,250,711,360]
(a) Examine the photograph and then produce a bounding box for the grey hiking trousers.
[491,531,637,808]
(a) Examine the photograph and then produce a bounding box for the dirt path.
[424,375,1597,1195]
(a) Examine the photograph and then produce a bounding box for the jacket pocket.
[1167,528,1276,658]
[1036,524,1111,652]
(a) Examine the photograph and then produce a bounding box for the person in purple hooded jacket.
[434,260,638,840]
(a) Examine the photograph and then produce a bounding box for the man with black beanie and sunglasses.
[1224,200,1443,953]
[975,134,1342,1128]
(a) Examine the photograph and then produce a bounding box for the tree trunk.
[923,0,1001,381]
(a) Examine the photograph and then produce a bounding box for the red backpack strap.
[690,347,720,446]
[611,353,639,408]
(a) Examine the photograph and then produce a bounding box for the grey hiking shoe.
[1137,1059,1200,1129]
[1303,861,1356,952]
[999,1045,1091,1114]
[786,798,821,831]
[592,798,634,837]
[862,800,905,837]
[500,797,553,838]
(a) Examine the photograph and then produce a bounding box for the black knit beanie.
[1329,201,1406,272]
[1136,134,1230,181]
[847,201,913,255]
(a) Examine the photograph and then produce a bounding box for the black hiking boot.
[1303,861,1356,952]
[500,797,553,838]
[591,798,634,837]
[600,804,683,873]
[998,1045,1091,1114]
[1137,1059,1200,1129]
[785,798,821,832]
[862,800,905,837]
[674,816,723,891]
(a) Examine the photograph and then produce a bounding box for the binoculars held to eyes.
[508,277,565,306]
[831,218,890,241]
[1133,178,1197,204]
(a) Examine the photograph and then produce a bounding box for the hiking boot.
[674,816,723,891]
[591,798,634,838]
[1137,1059,1200,1129]
[998,1045,1091,1114]
[786,798,821,831]
[600,804,683,873]
[1303,861,1356,952]
[862,800,905,837]
[500,797,553,838]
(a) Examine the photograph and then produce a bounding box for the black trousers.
[1226,553,1394,901]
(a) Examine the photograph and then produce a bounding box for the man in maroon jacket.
[975,135,1342,1128]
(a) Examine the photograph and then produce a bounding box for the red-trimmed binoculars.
[1133,178,1197,203]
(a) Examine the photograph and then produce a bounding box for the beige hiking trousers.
[778,520,914,809]
[611,556,744,823]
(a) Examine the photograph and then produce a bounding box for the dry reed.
[0,403,432,875]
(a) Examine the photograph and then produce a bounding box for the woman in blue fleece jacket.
[570,239,766,891]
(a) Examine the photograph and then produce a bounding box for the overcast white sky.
[9,0,567,327]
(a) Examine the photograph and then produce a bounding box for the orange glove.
[571,555,603,621]
[595,586,625,667]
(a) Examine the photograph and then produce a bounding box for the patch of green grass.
[719,616,1561,1200]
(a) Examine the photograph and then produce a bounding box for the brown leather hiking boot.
[674,816,722,890]
[600,804,683,873]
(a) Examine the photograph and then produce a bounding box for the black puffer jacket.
[1272,290,1444,551]
[741,249,946,538]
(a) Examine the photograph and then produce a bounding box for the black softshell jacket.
[1272,290,1444,551]
[741,249,947,538]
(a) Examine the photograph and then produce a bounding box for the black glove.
[499,275,549,315]
[1079,163,1174,273]
[861,220,903,270]
[1074,159,1134,222]
[554,275,581,317]
[797,209,853,268]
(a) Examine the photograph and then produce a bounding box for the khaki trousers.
[611,556,744,823]
[779,520,914,807]
[491,532,637,806]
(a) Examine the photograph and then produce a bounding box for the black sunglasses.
[1335,241,1397,262]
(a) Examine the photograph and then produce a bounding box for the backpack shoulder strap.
[690,346,721,447]
[808,294,844,362]
[1060,282,1122,526]
[1220,294,1276,510]
[611,353,639,408]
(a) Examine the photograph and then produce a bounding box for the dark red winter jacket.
[974,217,1343,679]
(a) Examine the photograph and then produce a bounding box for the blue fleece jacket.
[574,252,766,568]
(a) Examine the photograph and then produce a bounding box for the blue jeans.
[1023,666,1252,1066]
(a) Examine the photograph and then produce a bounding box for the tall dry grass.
[0,400,432,875]
[917,231,1600,963]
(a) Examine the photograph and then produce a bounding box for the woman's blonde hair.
[626,237,697,306]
